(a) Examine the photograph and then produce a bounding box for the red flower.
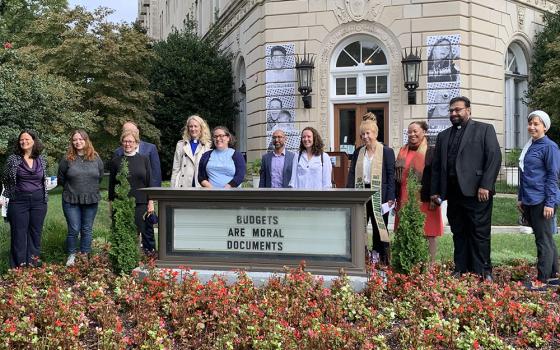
[72,324,80,336]
[473,339,480,349]
[3,42,12,49]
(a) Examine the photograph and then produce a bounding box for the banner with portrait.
[265,43,299,151]
[426,34,461,137]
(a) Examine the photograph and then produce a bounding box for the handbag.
[0,187,8,218]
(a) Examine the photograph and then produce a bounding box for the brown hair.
[212,126,236,148]
[299,126,324,156]
[66,129,98,161]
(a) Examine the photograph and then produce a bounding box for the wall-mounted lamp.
[295,53,315,109]
[238,80,246,94]
[401,47,422,105]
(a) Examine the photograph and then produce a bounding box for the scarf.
[354,142,389,242]
[395,137,428,188]
[519,110,551,172]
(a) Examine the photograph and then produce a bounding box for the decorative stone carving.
[334,0,385,23]
[517,5,526,26]
[317,21,403,148]
[514,0,559,13]
[219,0,265,36]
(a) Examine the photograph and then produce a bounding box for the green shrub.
[504,148,521,167]
[109,159,140,274]
[391,172,429,274]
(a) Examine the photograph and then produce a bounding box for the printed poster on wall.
[265,43,300,150]
[426,34,461,136]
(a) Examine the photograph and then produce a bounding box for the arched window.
[331,36,390,100]
[504,42,528,150]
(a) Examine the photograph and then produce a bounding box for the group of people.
[0,96,559,289]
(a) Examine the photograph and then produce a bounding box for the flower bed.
[0,252,559,349]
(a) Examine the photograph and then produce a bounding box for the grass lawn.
[0,192,111,273]
[491,196,519,226]
[436,231,559,265]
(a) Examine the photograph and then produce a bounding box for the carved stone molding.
[334,0,385,23]
[513,0,559,13]
[317,21,403,148]
[215,0,265,38]
[517,5,526,26]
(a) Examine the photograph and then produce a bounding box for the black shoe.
[483,273,493,282]
[525,280,549,292]
[451,271,462,278]
[547,278,560,287]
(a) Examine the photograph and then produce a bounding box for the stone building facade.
[138,0,559,161]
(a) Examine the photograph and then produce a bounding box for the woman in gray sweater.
[58,130,104,266]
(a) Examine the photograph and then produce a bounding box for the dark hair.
[269,98,282,109]
[409,120,428,132]
[299,126,324,156]
[449,96,470,108]
[212,126,236,148]
[428,38,453,61]
[14,129,44,158]
[270,45,286,56]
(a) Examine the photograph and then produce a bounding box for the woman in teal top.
[198,126,246,188]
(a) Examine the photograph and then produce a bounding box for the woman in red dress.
[394,121,443,262]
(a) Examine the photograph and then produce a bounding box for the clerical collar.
[453,119,469,130]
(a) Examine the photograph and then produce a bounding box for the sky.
[67,0,138,23]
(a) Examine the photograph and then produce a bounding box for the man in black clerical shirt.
[430,96,502,280]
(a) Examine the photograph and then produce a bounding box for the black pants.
[366,199,390,264]
[446,185,493,276]
[7,190,47,267]
[135,204,155,252]
[525,203,559,282]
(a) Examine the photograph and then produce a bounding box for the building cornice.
[513,0,559,13]
[205,0,264,41]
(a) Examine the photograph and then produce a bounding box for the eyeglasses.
[122,140,136,144]
[213,134,229,140]
[272,136,285,140]
[448,107,466,114]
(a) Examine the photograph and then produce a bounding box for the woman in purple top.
[1,130,48,267]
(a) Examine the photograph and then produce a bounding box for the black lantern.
[401,47,422,104]
[295,53,315,109]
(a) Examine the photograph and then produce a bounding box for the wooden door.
[334,103,388,155]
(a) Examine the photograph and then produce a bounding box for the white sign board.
[173,208,350,256]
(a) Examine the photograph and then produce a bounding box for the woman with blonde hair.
[346,113,395,265]
[171,115,212,188]
[58,130,104,266]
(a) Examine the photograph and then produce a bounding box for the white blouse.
[288,152,332,189]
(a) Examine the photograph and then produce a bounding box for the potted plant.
[504,148,521,186]
[248,159,261,188]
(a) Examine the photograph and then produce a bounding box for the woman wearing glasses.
[198,126,246,188]
[108,130,155,253]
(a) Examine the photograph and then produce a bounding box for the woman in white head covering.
[517,110,560,289]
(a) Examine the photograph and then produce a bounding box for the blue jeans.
[62,200,98,254]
